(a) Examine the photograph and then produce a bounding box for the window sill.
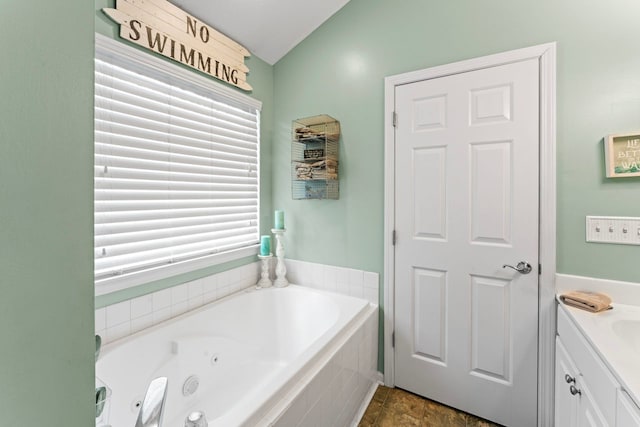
[95,244,259,296]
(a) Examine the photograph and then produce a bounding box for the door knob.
[502,261,532,274]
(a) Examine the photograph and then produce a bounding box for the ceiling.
[172,0,352,65]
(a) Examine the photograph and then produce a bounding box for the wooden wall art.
[103,0,252,91]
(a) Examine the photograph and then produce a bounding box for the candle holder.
[271,228,289,287]
[256,254,273,289]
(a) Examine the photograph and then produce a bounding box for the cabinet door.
[556,337,579,427]
[577,384,608,427]
[616,389,640,427]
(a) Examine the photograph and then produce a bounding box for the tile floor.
[359,385,503,427]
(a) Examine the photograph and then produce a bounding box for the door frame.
[383,43,557,426]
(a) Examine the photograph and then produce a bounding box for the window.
[95,35,261,294]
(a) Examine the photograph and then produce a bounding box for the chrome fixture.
[135,377,168,427]
[95,334,107,419]
[95,334,102,361]
[95,386,107,418]
[502,261,532,274]
[95,335,106,419]
[185,411,208,427]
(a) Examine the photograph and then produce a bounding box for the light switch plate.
[586,216,640,245]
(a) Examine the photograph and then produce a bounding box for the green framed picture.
[605,131,640,178]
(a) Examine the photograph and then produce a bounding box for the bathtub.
[96,284,378,427]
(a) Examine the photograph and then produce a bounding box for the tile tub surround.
[95,260,379,344]
[284,259,380,305]
[266,303,380,427]
[95,262,260,344]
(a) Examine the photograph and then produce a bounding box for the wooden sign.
[103,0,252,91]
[605,131,640,178]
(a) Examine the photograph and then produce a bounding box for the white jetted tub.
[96,285,378,427]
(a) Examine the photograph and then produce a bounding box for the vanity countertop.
[559,300,640,408]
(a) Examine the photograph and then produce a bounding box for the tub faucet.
[185,410,208,427]
[135,377,168,427]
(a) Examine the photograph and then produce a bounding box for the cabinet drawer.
[557,305,619,425]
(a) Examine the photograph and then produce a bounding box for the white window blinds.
[95,39,260,289]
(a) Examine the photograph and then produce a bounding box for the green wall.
[94,1,275,307]
[273,0,640,283]
[2,2,638,422]
[0,2,95,426]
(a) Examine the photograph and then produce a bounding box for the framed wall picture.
[604,131,640,178]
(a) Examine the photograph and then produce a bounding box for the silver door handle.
[502,261,532,274]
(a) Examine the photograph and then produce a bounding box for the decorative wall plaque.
[103,0,252,91]
[605,131,640,178]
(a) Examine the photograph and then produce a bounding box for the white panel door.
[394,58,539,427]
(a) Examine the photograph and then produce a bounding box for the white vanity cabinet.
[556,304,640,427]
[555,337,579,427]
[617,389,640,427]
[555,336,607,426]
